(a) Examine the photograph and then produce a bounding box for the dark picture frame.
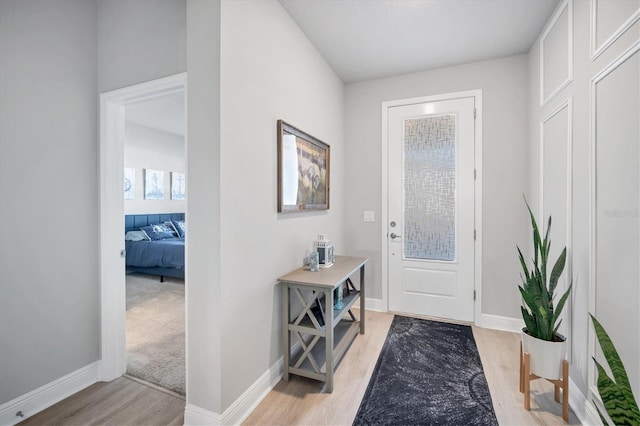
[277,120,330,212]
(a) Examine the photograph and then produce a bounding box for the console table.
[279,255,367,392]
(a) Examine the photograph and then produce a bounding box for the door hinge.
[474,230,476,241]
[474,169,476,180]
[473,108,477,119]
[474,290,476,301]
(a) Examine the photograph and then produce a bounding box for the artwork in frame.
[124,167,135,200]
[144,169,164,200]
[171,172,186,200]
[277,120,330,212]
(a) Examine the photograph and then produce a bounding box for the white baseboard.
[218,341,301,425]
[185,342,302,426]
[568,379,600,426]
[476,313,524,333]
[0,361,99,426]
[220,353,284,424]
[184,403,221,426]
[365,297,383,312]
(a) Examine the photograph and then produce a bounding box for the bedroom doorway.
[123,91,186,395]
[99,74,187,394]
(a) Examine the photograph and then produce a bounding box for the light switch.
[364,211,375,222]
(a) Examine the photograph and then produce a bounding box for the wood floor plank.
[19,310,583,426]
[245,310,582,425]
[18,377,184,426]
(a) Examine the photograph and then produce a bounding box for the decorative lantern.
[313,234,334,268]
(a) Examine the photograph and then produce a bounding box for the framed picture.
[124,167,135,200]
[277,120,330,212]
[144,169,164,200]
[171,172,186,200]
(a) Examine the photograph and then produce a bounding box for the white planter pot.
[521,328,567,380]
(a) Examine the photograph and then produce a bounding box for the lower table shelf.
[289,290,360,334]
[289,318,360,381]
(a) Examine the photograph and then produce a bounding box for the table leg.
[282,283,290,381]
[325,288,334,393]
[360,265,365,334]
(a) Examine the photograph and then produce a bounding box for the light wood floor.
[20,310,580,426]
[18,377,184,426]
[244,310,581,425]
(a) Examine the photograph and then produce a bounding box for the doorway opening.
[99,74,187,396]
[123,90,186,395]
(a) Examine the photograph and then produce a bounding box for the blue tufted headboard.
[125,213,185,233]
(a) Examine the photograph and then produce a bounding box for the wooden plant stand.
[519,342,569,422]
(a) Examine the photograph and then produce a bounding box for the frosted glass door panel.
[403,115,456,261]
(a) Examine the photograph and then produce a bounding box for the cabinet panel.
[593,45,640,399]
[541,0,572,105]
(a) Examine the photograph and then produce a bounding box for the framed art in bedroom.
[124,167,135,200]
[144,169,164,200]
[171,171,186,200]
[277,120,330,212]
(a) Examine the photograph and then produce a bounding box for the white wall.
[528,0,640,403]
[344,55,530,320]
[219,0,344,410]
[186,0,222,416]
[124,122,185,214]
[97,0,186,93]
[0,0,99,405]
[0,0,189,411]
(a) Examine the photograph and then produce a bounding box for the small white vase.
[521,328,567,380]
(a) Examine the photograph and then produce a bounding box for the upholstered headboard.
[125,213,185,233]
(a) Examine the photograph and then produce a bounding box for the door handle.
[390,233,401,239]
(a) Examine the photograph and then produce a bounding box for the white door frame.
[381,90,483,324]
[99,73,187,381]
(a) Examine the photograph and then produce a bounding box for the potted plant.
[517,199,572,380]
[590,314,640,425]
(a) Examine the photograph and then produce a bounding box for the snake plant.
[517,198,572,342]
[590,314,640,426]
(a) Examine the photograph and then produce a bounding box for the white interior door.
[387,96,476,322]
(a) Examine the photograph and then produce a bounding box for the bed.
[125,213,185,281]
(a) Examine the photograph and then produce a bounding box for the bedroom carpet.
[126,273,185,396]
[353,315,498,426]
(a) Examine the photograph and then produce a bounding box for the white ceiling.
[125,91,185,137]
[280,0,560,83]
[122,1,559,130]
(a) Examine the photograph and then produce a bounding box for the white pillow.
[125,230,149,241]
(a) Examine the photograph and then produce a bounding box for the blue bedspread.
[125,238,185,270]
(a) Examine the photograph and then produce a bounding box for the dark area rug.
[353,316,498,426]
